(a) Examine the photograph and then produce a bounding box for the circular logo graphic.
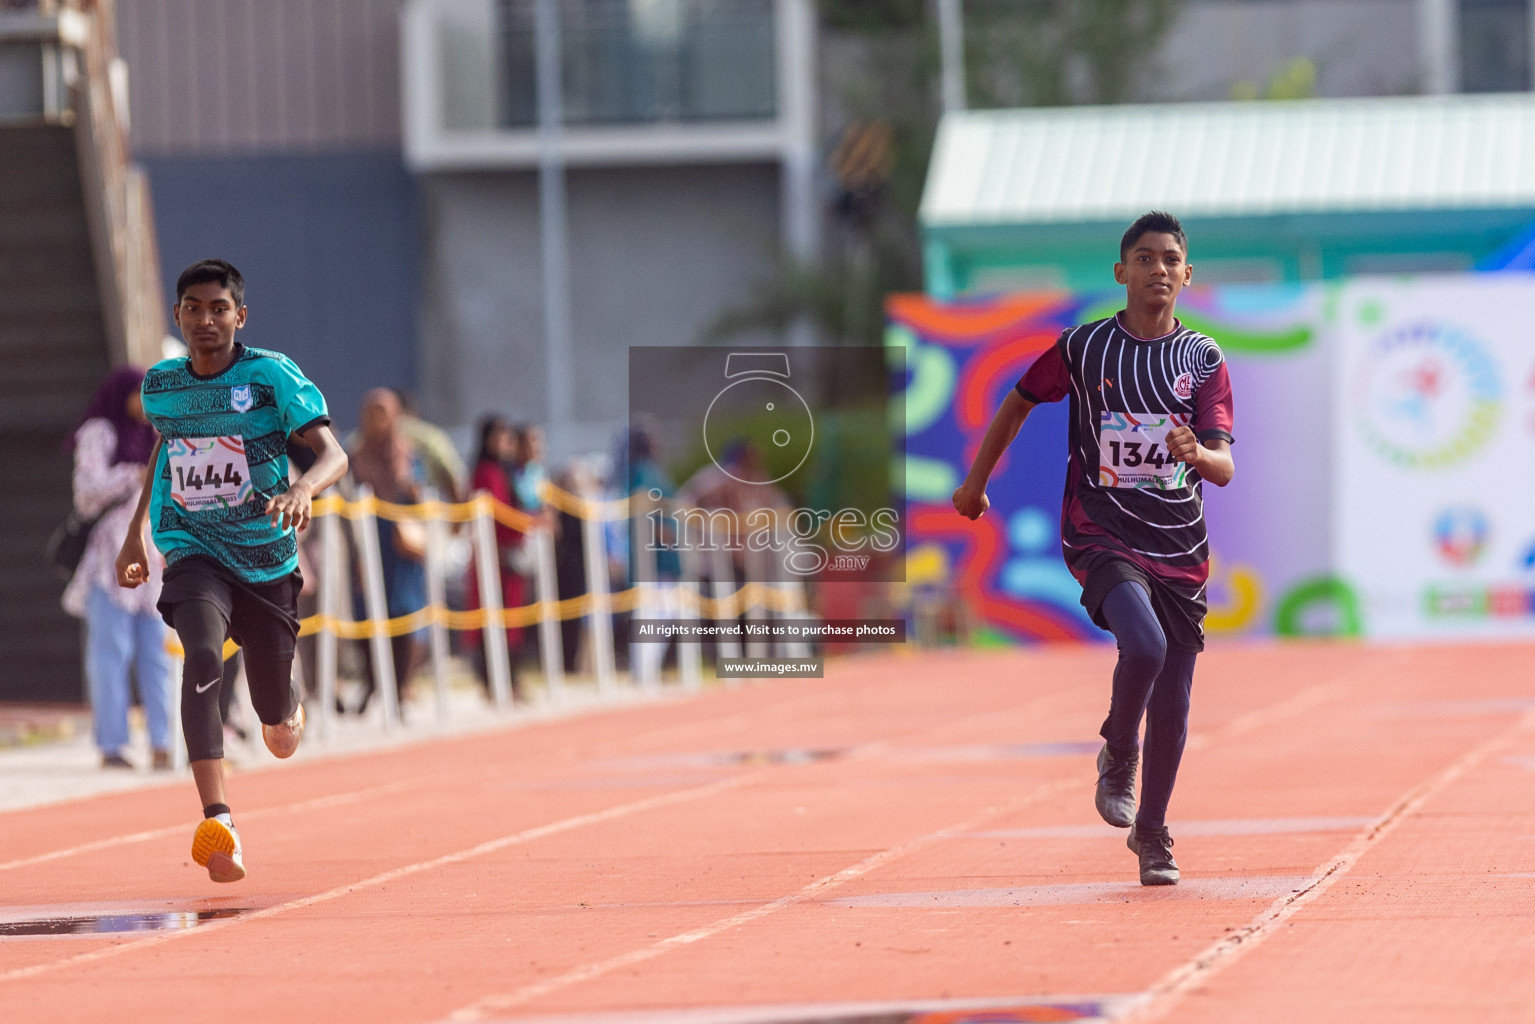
[703,375,815,485]
[1353,321,1501,469]
[1432,507,1488,567]
[1173,372,1194,401]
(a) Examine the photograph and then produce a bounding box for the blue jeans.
[84,585,175,754]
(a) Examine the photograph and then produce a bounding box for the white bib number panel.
[1098,412,1191,490]
[168,436,253,511]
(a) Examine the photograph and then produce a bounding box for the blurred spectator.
[347,388,428,715]
[552,458,601,674]
[678,440,791,525]
[614,422,680,679]
[62,367,174,771]
[513,423,548,513]
[401,392,468,503]
[342,392,466,503]
[463,415,527,700]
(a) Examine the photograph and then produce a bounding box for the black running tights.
[174,601,297,762]
[1097,580,1197,831]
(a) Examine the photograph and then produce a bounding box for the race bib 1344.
[168,436,253,511]
[1098,411,1192,490]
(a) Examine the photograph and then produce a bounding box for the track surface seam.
[1116,709,1535,1022]
[445,664,1383,1021]
[0,775,752,985]
[0,779,418,874]
[3,644,1513,1024]
[448,776,1083,1021]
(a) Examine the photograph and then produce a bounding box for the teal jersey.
[141,344,330,583]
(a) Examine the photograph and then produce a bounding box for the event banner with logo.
[1335,275,1535,639]
[893,273,1535,644]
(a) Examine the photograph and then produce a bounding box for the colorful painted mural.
[890,284,1338,645]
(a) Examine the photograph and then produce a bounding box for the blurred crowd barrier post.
[163,484,819,741]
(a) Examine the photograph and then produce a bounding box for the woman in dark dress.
[463,415,527,699]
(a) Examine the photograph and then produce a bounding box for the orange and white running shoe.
[191,817,246,883]
[262,702,305,759]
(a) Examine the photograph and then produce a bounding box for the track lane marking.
[0,780,418,874]
[0,649,1402,999]
[0,685,830,873]
[445,774,1083,1021]
[441,653,1412,1020]
[1116,709,1535,1022]
[0,775,753,985]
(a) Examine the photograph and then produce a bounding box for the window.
[498,0,777,127]
[1460,0,1531,93]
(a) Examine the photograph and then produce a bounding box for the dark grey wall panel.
[118,0,406,157]
[144,151,419,431]
[419,162,782,450]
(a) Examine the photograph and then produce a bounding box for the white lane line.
[446,775,1083,1022]
[826,875,1312,909]
[1186,659,1383,752]
[1115,709,1535,1023]
[0,774,752,986]
[445,658,1406,1021]
[0,779,416,874]
[968,816,1374,839]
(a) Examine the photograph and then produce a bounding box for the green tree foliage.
[966,0,1186,107]
[707,1,1185,347]
[818,0,926,32]
[1230,57,1318,102]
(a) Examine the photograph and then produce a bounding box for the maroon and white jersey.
[1015,313,1235,600]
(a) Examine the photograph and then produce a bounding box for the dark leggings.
[1098,580,1197,831]
[174,601,297,762]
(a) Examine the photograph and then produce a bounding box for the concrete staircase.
[0,1,163,702]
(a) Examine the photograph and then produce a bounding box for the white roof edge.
[921,93,1535,229]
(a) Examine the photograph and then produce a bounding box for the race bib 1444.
[1098,412,1192,490]
[168,436,254,511]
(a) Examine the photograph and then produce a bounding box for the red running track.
[1,642,1534,1024]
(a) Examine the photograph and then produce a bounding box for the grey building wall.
[114,0,419,431]
[420,163,782,445]
[145,152,419,430]
[1151,0,1422,101]
[116,0,406,156]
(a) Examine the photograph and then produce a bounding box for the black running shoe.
[1094,743,1138,827]
[1127,823,1179,886]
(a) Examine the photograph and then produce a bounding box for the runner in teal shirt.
[117,259,348,885]
[141,344,329,581]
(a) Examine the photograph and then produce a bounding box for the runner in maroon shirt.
[953,212,1236,886]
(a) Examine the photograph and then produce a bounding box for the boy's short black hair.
[1120,212,1187,262]
[176,259,245,307]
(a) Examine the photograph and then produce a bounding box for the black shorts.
[1078,552,1206,654]
[157,555,303,658]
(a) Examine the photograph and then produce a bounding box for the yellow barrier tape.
[309,492,539,531]
[164,578,804,658]
[536,481,631,522]
[311,479,798,532]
